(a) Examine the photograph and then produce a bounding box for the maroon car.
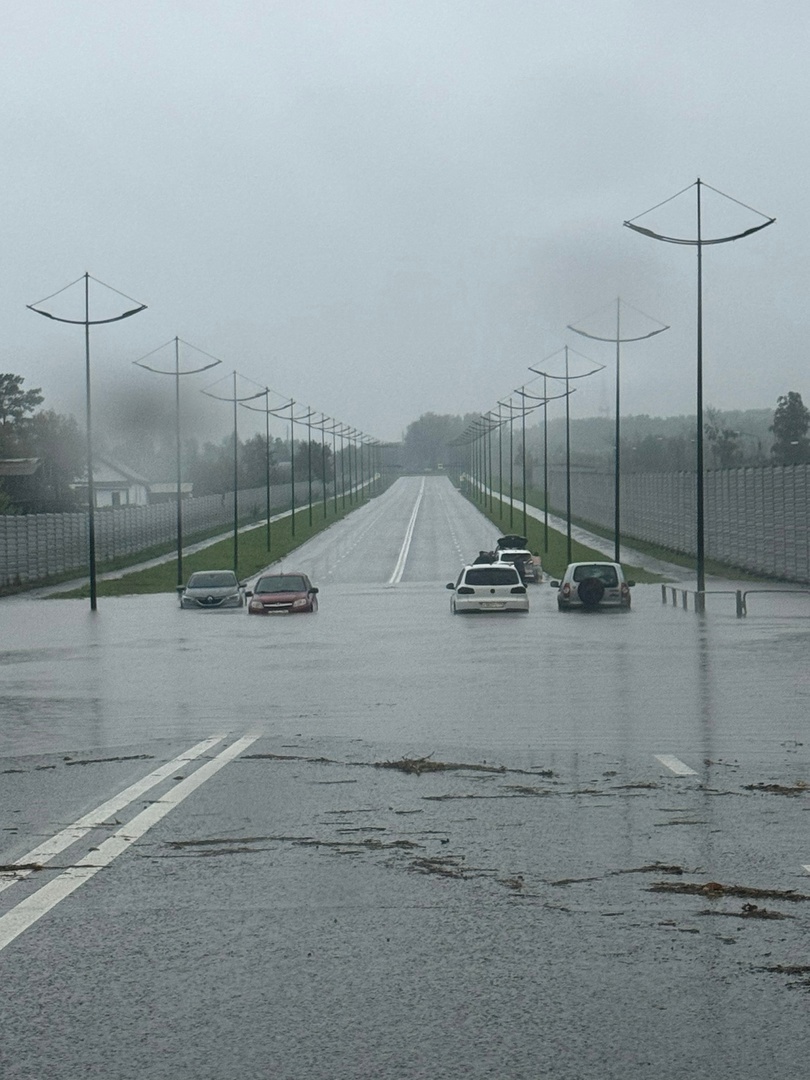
[246,572,319,614]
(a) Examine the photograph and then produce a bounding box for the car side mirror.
[446,582,455,590]
[550,580,560,588]
[310,587,319,594]
[175,585,185,594]
[244,590,253,598]
[626,580,636,588]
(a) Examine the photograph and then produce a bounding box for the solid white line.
[0,734,258,953]
[802,865,810,875]
[654,754,698,776]
[387,478,425,586]
[0,735,225,896]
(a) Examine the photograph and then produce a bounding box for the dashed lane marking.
[654,754,698,776]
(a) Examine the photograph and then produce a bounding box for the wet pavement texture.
[1,476,809,1078]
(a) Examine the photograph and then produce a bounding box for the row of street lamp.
[27,181,775,604]
[27,275,380,609]
[454,178,775,587]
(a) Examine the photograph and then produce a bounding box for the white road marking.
[0,734,258,953]
[803,865,810,875]
[387,478,425,586]
[654,754,698,776]
[0,735,225,896]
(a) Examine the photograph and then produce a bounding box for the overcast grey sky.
[2,1,806,444]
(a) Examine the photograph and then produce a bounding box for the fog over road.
[1,476,808,1079]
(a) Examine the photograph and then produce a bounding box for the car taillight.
[562,583,571,597]
[620,583,629,594]
[510,585,526,594]
[457,586,475,594]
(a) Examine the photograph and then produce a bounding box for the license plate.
[480,601,506,609]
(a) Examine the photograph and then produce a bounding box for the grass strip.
[55,495,371,598]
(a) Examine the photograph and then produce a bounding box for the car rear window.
[256,575,307,592]
[464,567,521,586]
[572,565,619,586]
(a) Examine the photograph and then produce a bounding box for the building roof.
[0,458,40,477]
[74,455,151,487]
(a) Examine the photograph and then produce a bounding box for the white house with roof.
[72,456,151,508]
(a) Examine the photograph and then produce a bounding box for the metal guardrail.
[661,584,810,617]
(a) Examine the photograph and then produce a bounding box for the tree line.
[410,394,810,474]
[2,371,809,513]
[0,372,338,513]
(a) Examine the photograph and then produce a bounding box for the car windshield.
[572,565,619,586]
[256,575,307,593]
[187,572,237,589]
[464,567,520,586]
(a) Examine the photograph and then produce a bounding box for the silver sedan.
[177,570,245,609]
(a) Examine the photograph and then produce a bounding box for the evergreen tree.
[770,392,810,464]
[0,374,44,452]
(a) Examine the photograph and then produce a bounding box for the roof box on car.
[496,535,528,549]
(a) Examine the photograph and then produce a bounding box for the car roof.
[566,561,620,569]
[461,561,520,572]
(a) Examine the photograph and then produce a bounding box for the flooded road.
[1,476,809,1078]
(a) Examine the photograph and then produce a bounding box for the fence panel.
[541,463,808,584]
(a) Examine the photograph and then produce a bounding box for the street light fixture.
[568,298,669,562]
[624,178,774,594]
[241,386,292,553]
[134,337,221,586]
[267,400,315,536]
[530,347,604,564]
[497,399,517,528]
[514,384,575,547]
[27,273,147,611]
[201,372,265,577]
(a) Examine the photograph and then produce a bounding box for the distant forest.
[403,407,781,473]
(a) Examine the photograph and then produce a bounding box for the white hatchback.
[551,562,634,611]
[446,563,529,614]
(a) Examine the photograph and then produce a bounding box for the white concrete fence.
[0,482,328,588]
[544,462,809,584]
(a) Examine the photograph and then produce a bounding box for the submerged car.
[551,562,634,611]
[178,570,245,609]
[246,572,319,614]
[446,563,529,614]
[494,535,541,584]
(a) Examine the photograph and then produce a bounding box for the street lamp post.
[202,373,264,577]
[497,399,524,530]
[531,348,603,564]
[568,298,669,562]
[499,398,515,527]
[134,337,221,585]
[624,178,774,594]
[27,273,147,610]
[513,385,575,546]
[241,387,292,553]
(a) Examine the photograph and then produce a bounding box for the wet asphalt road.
[1,475,809,1078]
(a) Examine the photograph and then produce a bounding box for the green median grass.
[56,495,368,599]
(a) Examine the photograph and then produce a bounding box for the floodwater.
[1,476,809,1078]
